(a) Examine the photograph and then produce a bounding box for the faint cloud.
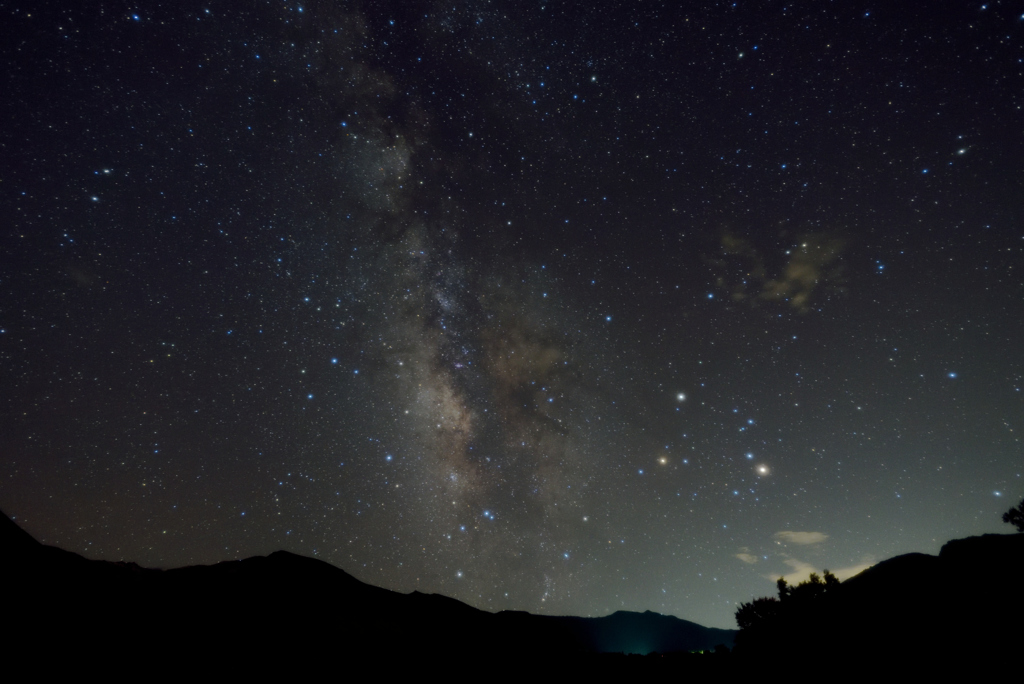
[709,230,847,312]
[772,559,875,586]
[774,530,828,545]
[831,561,874,581]
[759,234,846,311]
[771,558,818,584]
[736,548,758,564]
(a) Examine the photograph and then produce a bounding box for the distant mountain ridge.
[11,511,1020,669]
[1,511,734,665]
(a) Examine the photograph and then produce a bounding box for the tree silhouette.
[734,596,780,631]
[735,569,840,636]
[776,570,839,604]
[1003,497,1024,532]
[734,568,844,658]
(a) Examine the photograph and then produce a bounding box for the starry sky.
[2,0,1022,629]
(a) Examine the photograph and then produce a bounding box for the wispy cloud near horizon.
[774,530,829,545]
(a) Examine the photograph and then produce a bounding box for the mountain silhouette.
[1,511,734,670]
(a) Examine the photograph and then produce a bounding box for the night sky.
[2,0,1022,629]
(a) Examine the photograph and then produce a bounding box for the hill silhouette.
[734,532,1024,666]
[1,511,733,670]
[11,511,1020,670]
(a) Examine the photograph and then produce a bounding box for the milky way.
[2,1,1022,628]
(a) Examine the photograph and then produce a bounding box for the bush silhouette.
[734,570,840,655]
[734,596,779,631]
[1003,497,1024,532]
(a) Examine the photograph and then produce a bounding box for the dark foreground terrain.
[4,511,1021,672]
[1,511,733,672]
[733,532,1024,669]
